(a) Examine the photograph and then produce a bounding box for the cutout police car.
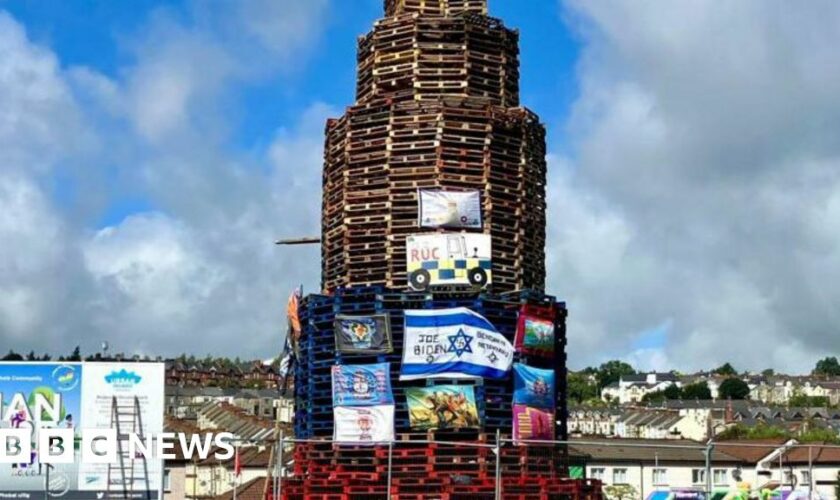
[406,233,492,291]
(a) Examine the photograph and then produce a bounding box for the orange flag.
[286,287,302,342]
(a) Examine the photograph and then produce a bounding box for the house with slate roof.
[601,372,682,404]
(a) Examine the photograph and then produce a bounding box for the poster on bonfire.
[514,305,556,356]
[334,313,393,353]
[513,404,555,442]
[405,385,480,430]
[418,189,482,229]
[331,363,394,406]
[513,363,555,410]
[333,405,395,443]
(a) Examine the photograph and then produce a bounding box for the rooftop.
[570,438,743,464]
[709,439,790,463]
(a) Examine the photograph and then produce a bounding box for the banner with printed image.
[331,363,394,406]
[405,385,480,430]
[513,364,555,409]
[419,189,482,229]
[333,405,394,443]
[513,404,554,441]
[514,304,556,356]
[334,313,393,353]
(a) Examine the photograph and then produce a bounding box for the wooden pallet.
[321,100,547,293]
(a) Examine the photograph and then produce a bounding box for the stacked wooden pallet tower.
[289,1,602,498]
[322,0,546,292]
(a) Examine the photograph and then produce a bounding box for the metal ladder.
[106,396,152,499]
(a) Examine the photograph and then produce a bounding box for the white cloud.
[84,213,226,318]
[553,0,840,372]
[0,175,64,339]
[0,12,91,172]
[235,0,330,57]
[626,348,672,373]
[0,3,329,357]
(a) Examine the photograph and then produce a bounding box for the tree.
[641,383,681,403]
[25,351,36,361]
[642,389,667,403]
[789,394,830,408]
[717,422,788,441]
[718,377,750,400]
[717,422,840,444]
[68,346,82,362]
[596,360,636,390]
[761,368,775,377]
[568,372,598,403]
[713,363,737,376]
[798,426,840,444]
[814,357,840,377]
[1,350,23,361]
[603,484,638,500]
[581,397,610,408]
[681,381,712,400]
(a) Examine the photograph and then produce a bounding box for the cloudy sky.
[1,1,838,373]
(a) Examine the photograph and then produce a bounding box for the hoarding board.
[405,233,492,290]
[418,189,482,229]
[0,362,165,498]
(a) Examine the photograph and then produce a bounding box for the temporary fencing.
[270,432,601,499]
[236,434,840,499]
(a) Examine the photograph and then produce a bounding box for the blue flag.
[513,363,555,409]
[332,363,394,406]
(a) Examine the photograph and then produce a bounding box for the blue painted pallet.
[334,302,378,313]
[294,285,567,438]
[336,285,386,296]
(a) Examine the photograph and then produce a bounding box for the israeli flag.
[400,308,514,380]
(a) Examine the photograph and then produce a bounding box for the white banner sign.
[419,190,482,229]
[78,363,165,492]
[400,307,514,380]
[333,405,394,444]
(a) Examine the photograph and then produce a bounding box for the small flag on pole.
[234,446,242,477]
[232,445,241,500]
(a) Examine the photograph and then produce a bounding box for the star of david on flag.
[400,307,514,380]
[448,329,473,357]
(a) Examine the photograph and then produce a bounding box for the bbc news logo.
[0,429,236,463]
